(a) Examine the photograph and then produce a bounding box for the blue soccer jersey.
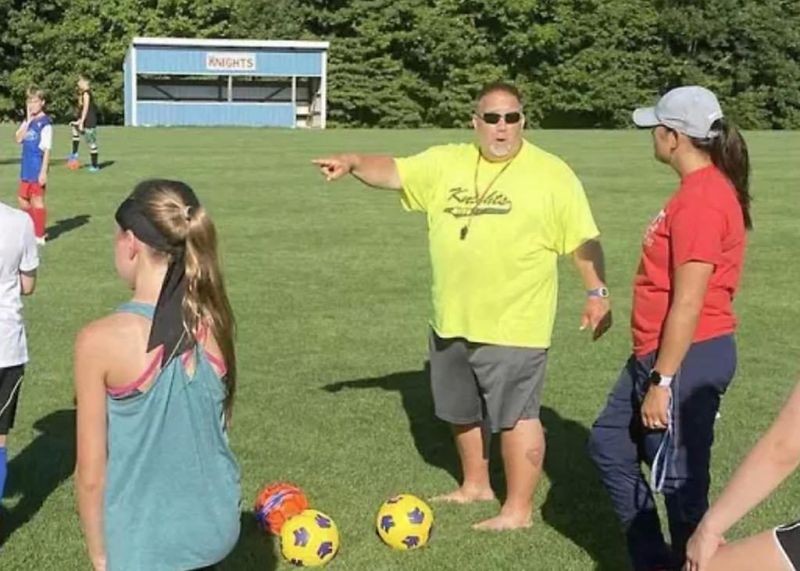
[20,115,53,182]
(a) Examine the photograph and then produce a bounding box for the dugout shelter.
[123,37,329,128]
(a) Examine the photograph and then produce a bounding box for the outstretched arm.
[312,154,402,190]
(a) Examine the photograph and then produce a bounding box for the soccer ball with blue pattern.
[375,494,434,550]
[280,509,340,567]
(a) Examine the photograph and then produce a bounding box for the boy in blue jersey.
[14,87,53,245]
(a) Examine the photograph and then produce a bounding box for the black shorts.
[775,520,800,570]
[0,365,25,434]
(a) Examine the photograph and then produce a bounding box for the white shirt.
[0,202,39,367]
[39,124,53,151]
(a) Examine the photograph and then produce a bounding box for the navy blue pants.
[588,335,736,571]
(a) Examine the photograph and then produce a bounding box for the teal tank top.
[104,302,241,571]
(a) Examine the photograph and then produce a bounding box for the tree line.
[1,0,797,128]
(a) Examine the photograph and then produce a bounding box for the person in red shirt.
[588,86,752,571]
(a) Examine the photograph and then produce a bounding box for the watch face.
[648,371,661,385]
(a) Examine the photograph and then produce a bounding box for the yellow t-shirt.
[395,140,599,348]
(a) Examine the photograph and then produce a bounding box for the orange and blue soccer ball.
[375,494,434,550]
[254,482,309,534]
[280,509,340,567]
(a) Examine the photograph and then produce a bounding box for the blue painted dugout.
[123,37,329,128]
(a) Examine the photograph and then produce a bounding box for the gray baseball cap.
[633,86,724,139]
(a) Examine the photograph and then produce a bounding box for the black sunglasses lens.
[481,112,521,124]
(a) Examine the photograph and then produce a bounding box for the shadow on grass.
[1,409,76,545]
[220,511,277,570]
[322,370,628,571]
[0,158,20,166]
[66,160,115,171]
[323,365,462,484]
[46,214,91,242]
[540,406,630,571]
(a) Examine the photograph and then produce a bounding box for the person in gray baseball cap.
[588,86,753,571]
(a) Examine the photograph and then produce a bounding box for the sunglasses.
[478,111,522,125]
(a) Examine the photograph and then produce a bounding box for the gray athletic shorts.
[429,329,547,433]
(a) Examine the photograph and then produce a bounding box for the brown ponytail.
[133,181,237,419]
[182,207,237,418]
[691,119,753,230]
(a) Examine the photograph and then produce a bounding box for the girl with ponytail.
[588,86,751,571]
[75,180,239,571]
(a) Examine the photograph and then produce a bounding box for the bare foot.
[430,486,495,504]
[471,512,532,531]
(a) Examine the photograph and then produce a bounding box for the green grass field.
[0,126,798,570]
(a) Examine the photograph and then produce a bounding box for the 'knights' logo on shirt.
[443,186,513,218]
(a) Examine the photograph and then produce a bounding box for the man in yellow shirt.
[313,82,611,530]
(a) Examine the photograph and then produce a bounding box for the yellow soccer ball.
[375,494,434,550]
[279,509,340,567]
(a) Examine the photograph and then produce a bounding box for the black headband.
[115,198,176,252]
[114,186,201,364]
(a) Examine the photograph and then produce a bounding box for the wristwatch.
[586,286,610,299]
[648,369,674,388]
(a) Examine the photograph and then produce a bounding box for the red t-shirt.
[631,165,746,357]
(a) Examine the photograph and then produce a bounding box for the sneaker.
[88,166,100,173]
[36,237,46,246]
